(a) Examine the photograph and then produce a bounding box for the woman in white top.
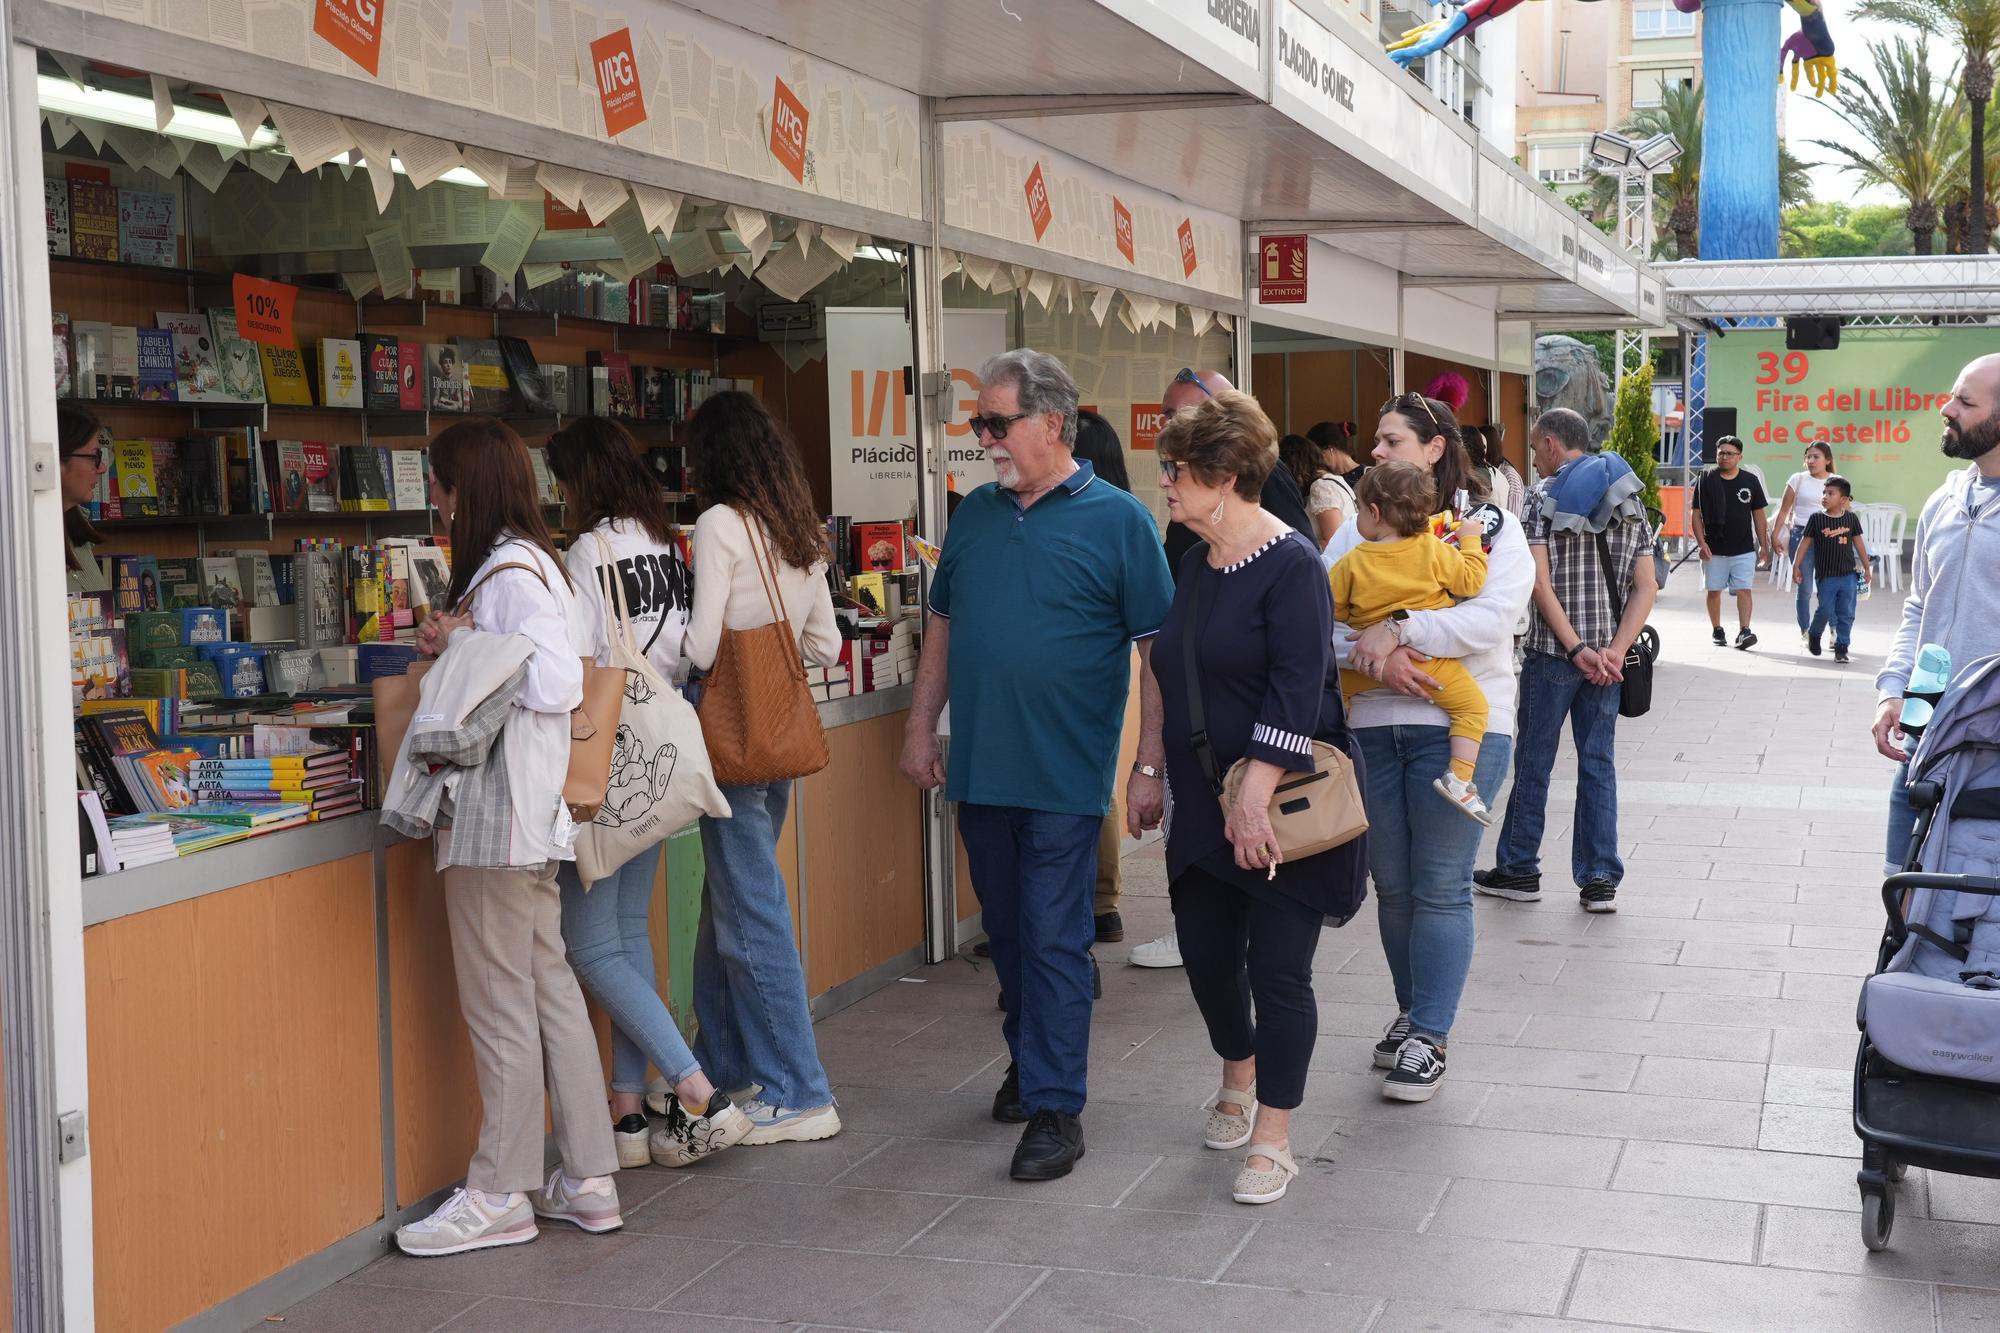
[1775,440,1835,643]
[1281,432,1354,547]
[544,417,752,1173]
[685,391,843,1146]
[396,419,621,1257]
[58,405,110,593]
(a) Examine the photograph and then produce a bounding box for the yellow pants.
[1341,656,1488,745]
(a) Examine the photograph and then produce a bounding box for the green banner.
[1706,327,1979,517]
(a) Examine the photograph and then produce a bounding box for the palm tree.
[1858,0,2000,253]
[1808,36,1966,255]
[1589,84,1813,259]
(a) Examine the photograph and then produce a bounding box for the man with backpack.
[1475,408,1657,914]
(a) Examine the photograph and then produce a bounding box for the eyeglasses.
[69,450,105,467]
[1383,392,1444,440]
[1172,367,1213,398]
[1159,459,1186,484]
[967,411,1030,440]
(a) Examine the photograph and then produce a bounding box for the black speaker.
[1786,316,1841,350]
[1703,407,1738,464]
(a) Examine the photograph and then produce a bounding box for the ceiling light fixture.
[37,74,282,149]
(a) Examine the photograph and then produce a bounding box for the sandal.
[1204,1083,1256,1150]
[1232,1143,1299,1205]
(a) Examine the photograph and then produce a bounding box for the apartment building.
[1516,0,1701,187]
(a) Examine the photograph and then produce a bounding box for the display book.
[47,177,176,267]
[811,516,923,701]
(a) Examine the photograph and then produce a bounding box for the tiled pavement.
[280,569,2000,1332]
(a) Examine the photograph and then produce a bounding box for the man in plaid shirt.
[1475,408,1658,913]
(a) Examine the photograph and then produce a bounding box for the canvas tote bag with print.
[573,535,730,884]
[697,515,829,785]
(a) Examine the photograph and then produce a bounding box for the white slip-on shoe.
[1129,931,1183,968]
[394,1188,537,1257]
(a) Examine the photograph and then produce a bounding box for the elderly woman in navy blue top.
[1129,391,1368,1207]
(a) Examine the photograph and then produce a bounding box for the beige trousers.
[444,861,617,1193]
[1095,814,1121,917]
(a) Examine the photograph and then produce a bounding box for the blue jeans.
[1887,760,1915,874]
[558,843,699,1094]
[693,781,831,1111]
[958,805,1100,1116]
[1495,650,1625,888]
[1791,526,1816,631]
[1355,727,1515,1043]
[1811,572,1858,649]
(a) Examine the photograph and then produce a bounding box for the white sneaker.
[1433,773,1494,826]
[651,1091,752,1167]
[649,1076,759,1117]
[739,1098,842,1146]
[394,1188,537,1256]
[613,1113,651,1169]
[1130,931,1183,968]
[528,1166,623,1234]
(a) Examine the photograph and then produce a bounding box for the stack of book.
[74,709,201,815]
[190,747,361,822]
[172,800,313,832]
[127,812,249,856]
[102,815,177,867]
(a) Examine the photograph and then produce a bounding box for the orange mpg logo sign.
[313,0,385,76]
[1113,197,1134,264]
[1025,163,1053,240]
[591,29,648,137]
[770,78,809,183]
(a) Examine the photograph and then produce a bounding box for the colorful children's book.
[166,315,226,403]
[207,311,267,404]
[67,179,118,261]
[135,328,178,402]
[117,189,178,267]
[112,439,159,518]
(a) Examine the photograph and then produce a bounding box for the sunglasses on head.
[966,411,1030,440]
[1384,392,1444,440]
[1172,367,1213,399]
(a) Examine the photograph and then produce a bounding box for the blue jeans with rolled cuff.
[558,842,700,1095]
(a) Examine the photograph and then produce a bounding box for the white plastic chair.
[1874,503,1908,593]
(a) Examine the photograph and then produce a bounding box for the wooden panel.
[1251,351,1288,432]
[1497,371,1530,474]
[386,839,480,1206]
[801,710,924,994]
[85,853,380,1333]
[1277,349,1362,436]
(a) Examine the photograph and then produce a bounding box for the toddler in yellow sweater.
[1330,460,1493,823]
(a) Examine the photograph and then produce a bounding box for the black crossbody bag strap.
[1181,556,1227,798]
[1594,528,1626,630]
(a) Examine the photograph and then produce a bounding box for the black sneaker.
[1736,628,1758,651]
[1473,867,1542,902]
[1807,630,1822,657]
[1580,881,1619,914]
[992,1062,1027,1123]
[1712,626,1727,647]
[614,1112,651,1170]
[1010,1109,1085,1181]
[1372,1011,1413,1070]
[1095,911,1125,943]
[1834,646,1851,664]
[972,939,992,958]
[1383,1035,1446,1103]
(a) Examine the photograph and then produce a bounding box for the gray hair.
[1534,407,1597,455]
[980,348,1080,447]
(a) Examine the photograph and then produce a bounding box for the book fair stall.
[0,0,1654,1325]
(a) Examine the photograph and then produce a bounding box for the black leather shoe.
[1010,1109,1084,1181]
[992,1062,1027,1123]
[1095,911,1124,943]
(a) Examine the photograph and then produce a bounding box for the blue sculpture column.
[1699,0,1783,260]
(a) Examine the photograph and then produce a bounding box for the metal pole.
[914,96,954,965]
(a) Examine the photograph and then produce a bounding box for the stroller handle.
[1882,872,2000,942]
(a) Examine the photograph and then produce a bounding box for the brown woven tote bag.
[697,517,829,785]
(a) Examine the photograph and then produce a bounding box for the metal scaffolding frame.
[1662,255,2000,325]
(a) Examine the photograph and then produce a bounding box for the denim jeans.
[1887,760,1915,875]
[1811,572,1859,649]
[694,781,831,1111]
[1355,727,1515,1042]
[558,843,699,1094]
[1495,650,1625,888]
[958,804,1100,1116]
[1791,525,1816,632]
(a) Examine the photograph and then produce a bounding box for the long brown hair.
[59,404,105,569]
[1381,392,1488,505]
[688,391,827,569]
[1279,432,1331,496]
[429,418,571,608]
[544,416,676,545]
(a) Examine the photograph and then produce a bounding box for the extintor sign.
[1258,234,1307,303]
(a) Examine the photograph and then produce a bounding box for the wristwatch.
[1386,609,1411,644]
[1131,763,1166,779]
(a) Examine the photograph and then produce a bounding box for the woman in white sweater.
[1321,393,1533,1105]
[685,392,843,1146]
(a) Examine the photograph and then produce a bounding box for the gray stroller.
[1855,654,2000,1250]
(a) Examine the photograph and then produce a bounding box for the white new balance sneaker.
[528,1166,623,1234]
[394,1188,537,1257]
[1129,931,1183,968]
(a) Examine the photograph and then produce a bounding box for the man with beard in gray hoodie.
[1874,353,2000,873]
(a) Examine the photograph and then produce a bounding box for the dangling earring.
[1209,497,1226,526]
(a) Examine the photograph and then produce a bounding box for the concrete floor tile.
[1517,1014,1770,1061]
[1763,1203,2000,1291]
[1941,1286,2000,1331]
[1770,1028,1863,1071]
[1782,969,1877,1001]
[1678,943,1877,976]
[1581,915,1792,947]
[1699,898,1879,928]
[1315,1003,1529,1046]
[1296,1069,1496,1126]
[1759,1102,1860,1157]
[1427,1177,1760,1262]
[1763,1063,1851,1110]
[901,1196,1254,1281]
[693,1132,898,1187]
[994,1270,1376,1333]
[1792,923,1886,951]
[1337,952,1564,985]
[1371,1303,1679,1333]
[622,1178,958,1253]
[1613,1141,1861,1210]
[1426,1041,1639,1092]
[819,1039,1007,1094]
[826,1086,1023,1144]
[1475,1084,1760,1148]
[1313,1118,1620,1189]
[434,1298,758,1331]
[1654,992,1859,1033]
[1926,1172,2000,1226]
[1567,1251,1934,1333]
[1222,1224,1577,1314]
[1071,1099,1345,1163]
[829,1135,1162,1207]
[663,1245,1041,1332]
[1118,1154,1445,1230]
[1554,960,1782,998]
[275,1282,485,1332]
[355,1229,741,1308]
[1629,1056,1770,1103]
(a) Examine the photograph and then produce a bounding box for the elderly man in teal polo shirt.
[902,348,1175,1183]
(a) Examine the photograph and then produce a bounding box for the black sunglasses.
[967,411,1030,440]
[1383,392,1444,440]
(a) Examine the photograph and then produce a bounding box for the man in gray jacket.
[1874,353,2000,872]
